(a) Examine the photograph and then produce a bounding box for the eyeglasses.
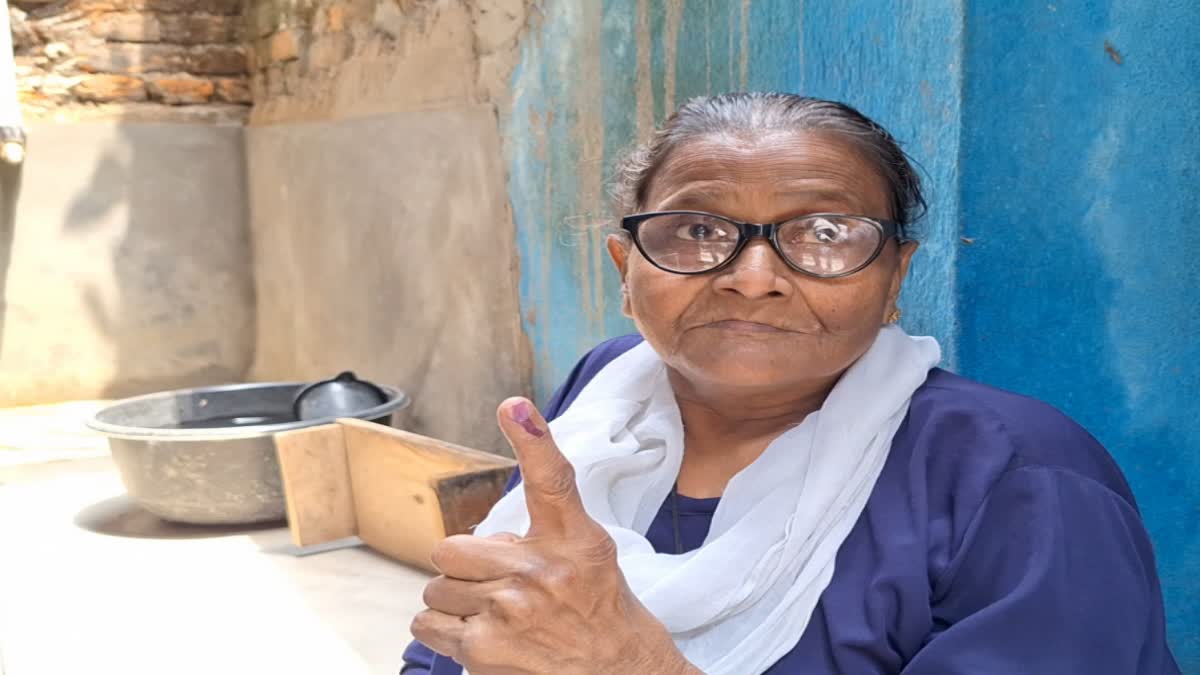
[620,210,908,278]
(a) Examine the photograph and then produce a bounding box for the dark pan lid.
[292,371,389,421]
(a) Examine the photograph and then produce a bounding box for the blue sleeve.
[903,467,1181,675]
[400,639,435,675]
[400,336,642,675]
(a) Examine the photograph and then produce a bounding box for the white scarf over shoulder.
[474,326,941,675]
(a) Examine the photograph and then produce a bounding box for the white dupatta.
[475,326,941,674]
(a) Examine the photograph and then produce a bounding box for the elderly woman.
[402,93,1180,674]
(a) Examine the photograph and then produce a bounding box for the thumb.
[496,397,591,535]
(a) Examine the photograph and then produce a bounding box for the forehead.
[642,130,892,220]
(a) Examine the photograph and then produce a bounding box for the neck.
[667,369,839,498]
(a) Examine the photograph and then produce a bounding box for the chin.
[671,335,822,390]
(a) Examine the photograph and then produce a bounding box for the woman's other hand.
[411,398,699,675]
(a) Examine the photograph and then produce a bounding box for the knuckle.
[488,587,536,625]
[537,560,580,595]
[539,463,578,502]
[458,623,499,669]
[579,530,619,563]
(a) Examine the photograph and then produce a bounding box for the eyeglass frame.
[619,210,910,279]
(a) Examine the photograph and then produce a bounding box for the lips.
[705,319,791,333]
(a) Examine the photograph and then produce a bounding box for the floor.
[0,404,433,675]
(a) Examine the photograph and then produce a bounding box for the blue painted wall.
[506,0,964,403]
[505,0,1197,665]
[959,1,1200,667]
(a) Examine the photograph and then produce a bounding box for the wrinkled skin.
[608,131,917,497]
[412,130,918,673]
[411,399,698,675]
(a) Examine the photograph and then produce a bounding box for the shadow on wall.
[0,119,254,406]
[0,161,19,363]
[76,122,253,401]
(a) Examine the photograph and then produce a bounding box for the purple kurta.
[403,335,1180,674]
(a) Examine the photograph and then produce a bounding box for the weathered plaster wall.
[507,0,964,404]
[245,0,524,123]
[0,121,252,405]
[247,107,526,453]
[958,2,1200,666]
[243,0,531,451]
[0,0,254,405]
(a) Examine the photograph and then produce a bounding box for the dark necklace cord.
[671,481,683,554]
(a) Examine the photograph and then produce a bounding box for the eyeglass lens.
[634,213,884,275]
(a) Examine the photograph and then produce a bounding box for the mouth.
[704,319,792,334]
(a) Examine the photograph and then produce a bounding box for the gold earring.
[887,308,902,324]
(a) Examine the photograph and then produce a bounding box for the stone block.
[71,73,147,101]
[72,0,242,15]
[146,75,215,104]
[213,77,251,104]
[249,71,267,101]
[470,0,526,54]
[40,72,82,95]
[90,12,239,44]
[372,0,403,39]
[10,6,41,49]
[77,43,245,75]
[282,60,302,95]
[247,0,284,38]
[28,10,90,44]
[77,42,186,73]
[268,29,299,63]
[307,33,349,70]
[159,13,240,44]
[43,42,71,59]
[89,11,156,41]
[265,65,285,97]
[189,44,246,74]
[327,5,345,32]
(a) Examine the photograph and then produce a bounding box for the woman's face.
[607,130,917,395]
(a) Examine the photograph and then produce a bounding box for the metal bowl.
[88,381,411,525]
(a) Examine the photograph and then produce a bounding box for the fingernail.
[510,401,545,438]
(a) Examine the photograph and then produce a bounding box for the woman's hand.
[411,398,699,675]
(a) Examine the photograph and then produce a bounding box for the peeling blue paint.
[508,0,963,403]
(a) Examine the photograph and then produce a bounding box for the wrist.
[656,651,703,675]
[635,636,701,675]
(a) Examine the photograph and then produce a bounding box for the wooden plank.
[340,419,516,572]
[339,418,514,479]
[274,423,358,547]
[434,468,516,538]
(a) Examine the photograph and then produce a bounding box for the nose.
[711,239,792,299]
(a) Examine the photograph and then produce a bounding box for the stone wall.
[9,0,251,117]
[244,0,525,122]
[242,0,534,452]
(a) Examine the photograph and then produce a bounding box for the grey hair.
[608,92,927,230]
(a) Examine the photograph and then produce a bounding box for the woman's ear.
[885,240,919,316]
[607,233,633,317]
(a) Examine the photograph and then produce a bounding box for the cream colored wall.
[243,0,532,451]
[0,120,253,404]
